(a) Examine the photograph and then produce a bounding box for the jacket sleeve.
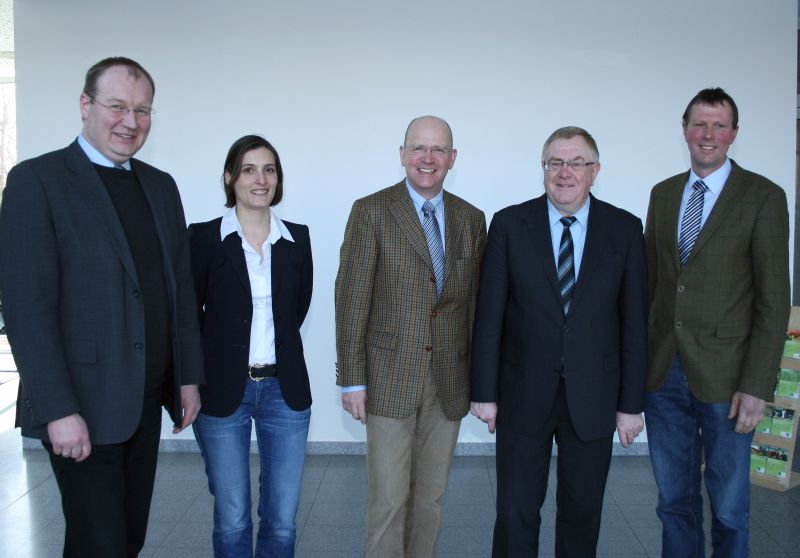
[334,199,377,388]
[297,225,313,327]
[739,187,790,400]
[470,212,509,403]
[168,180,204,386]
[617,217,649,414]
[0,162,80,425]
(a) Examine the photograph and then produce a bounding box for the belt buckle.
[249,364,266,381]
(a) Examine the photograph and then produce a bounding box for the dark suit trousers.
[493,380,613,558]
[45,388,162,558]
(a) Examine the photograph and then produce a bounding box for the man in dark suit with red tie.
[0,57,203,556]
[471,126,648,556]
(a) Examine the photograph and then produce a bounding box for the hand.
[173,384,201,434]
[728,391,766,434]
[47,413,92,462]
[470,402,498,434]
[342,389,367,425]
[616,412,644,448]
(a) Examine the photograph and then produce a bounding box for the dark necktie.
[557,216,577,314]
[422,201,444,299]
[677,179,709,269]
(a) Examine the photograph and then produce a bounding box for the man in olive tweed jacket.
[335,116,486,557]
[644,88,790,557]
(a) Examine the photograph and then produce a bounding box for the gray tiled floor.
[2,417,800,558]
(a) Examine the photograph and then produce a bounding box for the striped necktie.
[557,216,577,314]
[677,180,709,269]
[422,201,445,299]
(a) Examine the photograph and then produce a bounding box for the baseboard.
[22,436,649,455]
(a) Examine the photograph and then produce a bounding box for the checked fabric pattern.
[557,216,577,314]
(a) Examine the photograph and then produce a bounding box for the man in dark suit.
[645,88,789,557]
[336,116,486,556]
[471,126,648,557]
[0,57,203,556]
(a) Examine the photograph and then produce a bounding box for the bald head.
[404,116,453,147]
[400,115,457,199]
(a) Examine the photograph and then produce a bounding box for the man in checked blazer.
[335,115,486,557]
[645,88,790,557]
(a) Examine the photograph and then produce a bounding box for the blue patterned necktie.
[677,180,709,269]
[557,216,577,314]
[422,201,445,299]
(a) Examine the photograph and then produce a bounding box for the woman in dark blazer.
[189,135,312,557]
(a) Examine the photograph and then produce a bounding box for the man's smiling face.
[400,116,457,199]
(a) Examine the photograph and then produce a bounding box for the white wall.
[14,0,798,445]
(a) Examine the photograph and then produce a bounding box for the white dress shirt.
[220,207,294,366]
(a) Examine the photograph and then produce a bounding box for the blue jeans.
[193,377,310,558]
[645,357,753,558]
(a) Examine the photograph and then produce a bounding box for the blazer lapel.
[221,232,252,297]
[271,236,289,302]
[686,162,745,263]
[569,195,606,316]
[524,195,560,300]
[64,142,138,285]
[388,183,432,271]
[134,161,177,291]
[663,172,689,271]
[441,191,465,287]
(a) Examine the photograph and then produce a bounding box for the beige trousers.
[365,371,461,558]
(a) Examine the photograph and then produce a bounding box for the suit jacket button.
[134,342,143,349]
[431,311,438,318]
[430,276,436,283]
[425,346,432,352]
[677,285,685,293]
[675,321,683,329]
[132,290,141,298]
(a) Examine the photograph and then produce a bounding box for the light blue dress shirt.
[77,135,131,170]
[404,179,446,253]
[548,197,590,280]
[676,158,732,238]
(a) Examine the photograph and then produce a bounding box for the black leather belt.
[248,363,277,381]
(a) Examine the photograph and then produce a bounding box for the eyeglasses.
[543,160,597,172]
[406,145,452,158]
[90,97,155,119]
